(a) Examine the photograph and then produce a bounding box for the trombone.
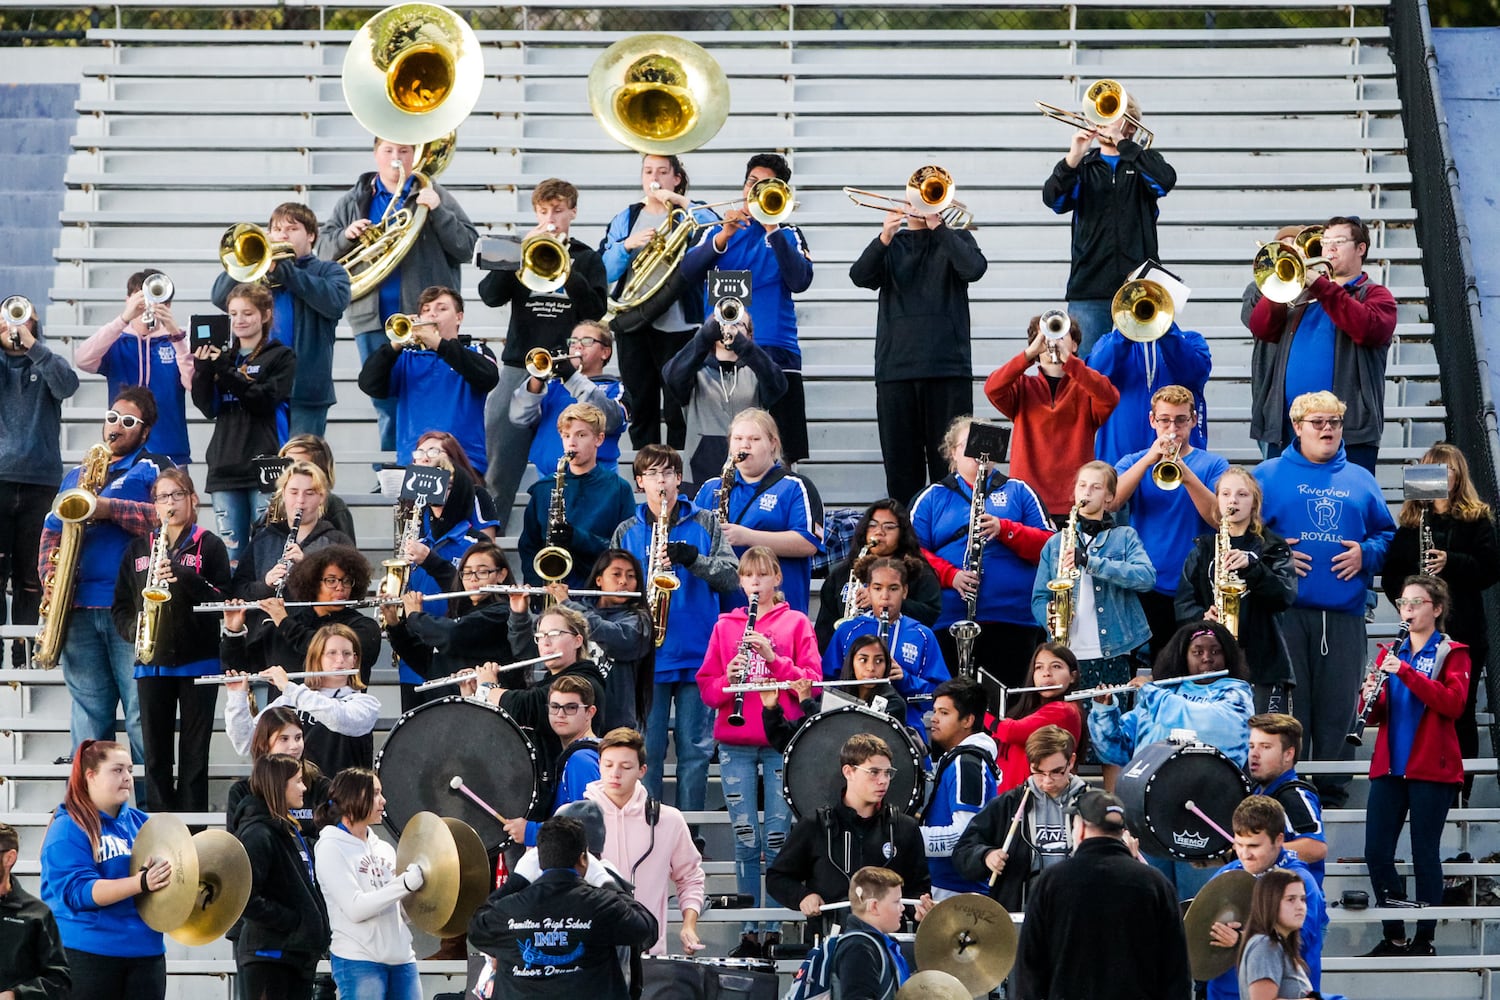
[219,223,295,285]
[1036,79,1155,151]
[1111,278,1173,343]
[843,165,976,230]
[698,177,796,228]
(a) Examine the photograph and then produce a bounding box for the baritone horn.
[1252,243,1309,305]
[587,34,731,155]
[219,223,296,284]
[519,228,571,294]
[1036,78,1155,151]
[1111,278,1173,343]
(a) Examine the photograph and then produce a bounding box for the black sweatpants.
[0,480,52,626]
[240,959,317,1000]
[876,378,973,507]
[138,674,220,812]
[1138,590,1182,660]
[616,323,693,449]
[66,948,166,1000]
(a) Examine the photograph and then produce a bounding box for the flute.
[721,677,875,694]
[413,654,562,692]
[480,585,642,599]
[193,589,505,613]
[1065,670,1229,702]
[194,668,359,685]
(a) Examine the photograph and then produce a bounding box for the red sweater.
[1248,274,1397,348]
[1367,638,1470,785]
[991,699,1084,792]
[984,352,1119,514]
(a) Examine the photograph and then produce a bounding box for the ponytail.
[314,767,377,832]
[63,739,126,860]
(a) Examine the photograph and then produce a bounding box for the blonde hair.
[539,605,591,648]
[1289,391,1346,423]
[557,402,606,436]
[1149,384,1195,413]
[738,545,786,604]
[1399,442,1492,526]
[729,408,782,462]
[850,866,904,916]
[1217,466,1265,537]
[939,415,975,468]
[272,460,329,522]
[305,623,366,690]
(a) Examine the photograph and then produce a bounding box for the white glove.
[401,863,425,892]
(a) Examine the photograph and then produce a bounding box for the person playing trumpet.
[357,284,498,477]
[211,203,351,438]
[510,320,627,480]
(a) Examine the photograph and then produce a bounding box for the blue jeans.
[644,680,713,811]
[330,956,421,1000]
[718,743,791,933]
[1146,852,1218,902]
[1366,775,1457,943]
[212,487,269,567]
[356,330,399,455]
[288,403,329,440]
[1068,298,1115,359]
[62,607,144,768]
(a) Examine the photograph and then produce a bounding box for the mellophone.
[1064,669,1228,702]
[191,584,642,613]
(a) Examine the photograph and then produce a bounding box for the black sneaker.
[1409,939,1437,957]
[1363,938,1409,957]
[728,934,762,959]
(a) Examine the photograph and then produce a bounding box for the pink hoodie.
[583,780,706,954]
[696,600,822,746]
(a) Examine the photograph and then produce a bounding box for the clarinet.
[1348,621,1409,747]
[727,593,761,727]
[273,508,304,599]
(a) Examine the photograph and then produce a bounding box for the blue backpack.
[781,929,891,1000]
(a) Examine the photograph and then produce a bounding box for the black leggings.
[66,948,166,1000]
[240,959,318,1000]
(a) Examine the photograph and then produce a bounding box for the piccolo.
[194,668,359,686]
[413,654,562,692]
[721,677,876,694]
[1065,670,1229,702]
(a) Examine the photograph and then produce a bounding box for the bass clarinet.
[727,592,761,727]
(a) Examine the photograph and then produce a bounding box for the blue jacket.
[610,498,740,683]
[0,338,78,486]
[680,221,813,358]
[1254,441,1394,616]
[1089,323,1212,466]
[357,336,500,476]
[922,733,999,894]
[1205,849,1326,998]
[42,445,165,608]
[524,739,601,847]
[212,255,351,408]
[599,200,721,327]
[40,803,165,957]
[86,331,192,465]
[519,464,637,589]
[1114,446,1229,597]
[911,472,1052,629]
[693,466,824,614]
[1031,521,1155,657]
[398,507,494,685]
[824,612,950,730]
[1088,675,1256,767]
[513,373,628,478]
[1257,767,1326,885]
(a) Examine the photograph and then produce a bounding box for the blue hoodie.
[1089,323,1211,466]
[40,802,165,958]
[680,221,814,358]
[89,333,193,465]
[823,612,950,729]
[1088,674,1256,767]
[694,465,824,615]
[42,445,165,608]
[1254,441,1393,616]
[1205,849,1326,999]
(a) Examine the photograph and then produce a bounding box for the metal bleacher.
[3,0,1493,996]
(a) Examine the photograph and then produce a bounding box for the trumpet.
[1152,439,1184,491]
[219,223,295,285]
[1036,78,1155,151]
[525,347,578,382]
[385,313,437,348]
[1065,669,1229,702]
[2,295,32,349]
[1112,278,1173,343]
[142,272,173,331]
[519,227,571,294]
[1039,308,1070,365]
[713,296,748,344]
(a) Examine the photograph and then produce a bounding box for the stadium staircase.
[1,0,1498,996]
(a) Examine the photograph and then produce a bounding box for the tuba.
[1112,278,1173,343]
[134,516,173,663]
[533,454,574,584]
[587,34,730,156]
[1213,508,1246,639]
[646,489,680,647]
[338,2,482,300]
[1045,501,1085,646]
[35,444,113,667]
[218,223,295,285]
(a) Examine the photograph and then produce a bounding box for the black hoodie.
[230,517,357,601]
[112,524,232,669]
[232,796,331,966]
[0,876,69,999]
[190,339,296,492]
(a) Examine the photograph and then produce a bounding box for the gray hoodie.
[0,340,79,486]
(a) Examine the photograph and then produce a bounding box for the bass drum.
[377,696,542,852]
[783,704,926,820]
[1115,740,1250,859]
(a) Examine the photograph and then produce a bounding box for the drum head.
[1116,741,1250,859]
[782,705,925,820]
[377,697,541,851]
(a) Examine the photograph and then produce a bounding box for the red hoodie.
[1367,638,1470,785]
[991,699,1084,792]
[696,600,822,746]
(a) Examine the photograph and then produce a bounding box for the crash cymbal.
[897,970,972,1000]
[1184,870,1256,981]
[131,814,199,933]
[169,830,252,947]
[914,893,1016,997]
[395,811,491,937]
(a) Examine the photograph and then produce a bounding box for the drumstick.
[1184,800,1233,843]
[449,775,507,823]
[990,782,1034,887]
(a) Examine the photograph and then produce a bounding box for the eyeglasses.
[547,702,584,716]
[1394,597,1432,609]
[638,468,679,481]
[868,522,901,534]
[852,765,897,780]
[1030,765,1069,779]
[537,629,579,641]
[412,446,446,460]
[1298,417,1344,431]
[1152,415,1194,428]
[321,576,352,590]
[154,490,190,503]
[567,336,604,349]
[460,567,501,581]
[1320,236,1354,249]
[105,410,146,429]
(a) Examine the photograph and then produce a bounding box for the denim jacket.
[1031,522,1155,659]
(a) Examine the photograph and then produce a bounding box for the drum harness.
[818,803,898,884]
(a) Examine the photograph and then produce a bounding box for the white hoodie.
[313,823,417,966]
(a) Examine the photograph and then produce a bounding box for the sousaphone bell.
[587,34,731,155]
[131,814,252,946]
[1112,278,1174,343]
[342,2,483,145]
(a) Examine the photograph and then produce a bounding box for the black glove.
[728,331,752,355]
[1072,545,1089,571]
[554,356,578,382]
[697,317,723,346]
[666,541,699,566]
[548,522,575,548]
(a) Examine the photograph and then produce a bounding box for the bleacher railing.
[1389,0,1500,749]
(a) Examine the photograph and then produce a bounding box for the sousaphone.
[587,34,730,155]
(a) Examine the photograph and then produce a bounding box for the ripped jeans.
[211,487,269,566]
[718,743,791,934]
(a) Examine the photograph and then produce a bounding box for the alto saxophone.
[1045,501,1086,646]
[378,495,426,617]
[534,452,575,584]
[35,443,112,668]
[646,489,680,647]
[948,455,992,679]
[1213,507,1247,639]
[134,515,173,663]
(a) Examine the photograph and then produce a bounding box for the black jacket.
[226,769,330,843]
[848,226,987,382]
[1383,512,1500,657]
[1175,527,1298,687]
[478,238,610,367]
[830,912,903,1000]
[190,339,296,492]
[112,525,232,668]
[1014,836,1190,1000]
[221,605,382,686]
[232,796,331,966]
[766,801,931,910]
[815,555,944,651]
[951,778,1086,912]
[0,877,69,999]
[388,597,513,682]
[1041,141,1177,301]
[500,660,609,764]
[230,517,357,601]
[468,867,657,999]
